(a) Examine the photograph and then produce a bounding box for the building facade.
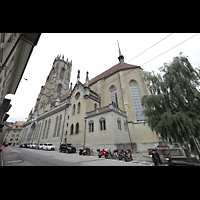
[2,121,25,146]
[21,45,159,152]
[0,33,41,136]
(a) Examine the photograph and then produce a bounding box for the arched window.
[117,118,121,130]
[99,117,106,131]
[88,120,94,132]
[46,119,51,139]
[57,84,62,95]
[70,124,74,135]
[110,85,118,107]
[129,81,145,121]
[42,120,47,139]
[94,103,97,110]
[57,115,62,137]
[60,68,65,80]
[77,102,81,114]
[75,123,79,134]
[72,104,76,115]
[53,116,58,137]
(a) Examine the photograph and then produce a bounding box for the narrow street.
[2,146,153,166]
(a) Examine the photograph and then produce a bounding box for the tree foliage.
[142,52,200,149]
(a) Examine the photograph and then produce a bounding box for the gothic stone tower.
[29,55,72,119]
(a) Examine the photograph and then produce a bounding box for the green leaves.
[142,52,200,149]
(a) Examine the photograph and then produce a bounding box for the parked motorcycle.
[79,147,92,156]
[97,148,105,158]
[104,148,112,159]
[112,149,119,159]
[118,150,125,160]
[149,148,162,166]
[124,149,133,162]
[166,153,174,166]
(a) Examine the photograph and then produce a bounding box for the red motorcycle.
[124,149,133,162]
[166,153,174,166]
[97,148,105,158]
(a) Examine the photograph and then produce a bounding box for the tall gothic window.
[77,102,81,114]
[42,120,47,139]
[60,68,65,80]
[129,81,145,121]
[53,116,58,137]
[57,84,62,96]
[70,124,74,135]
[72,104,76,115]
[110,85,118,107]
[57,115,62,137]
[46,119,51,139]
[75,123,79,134]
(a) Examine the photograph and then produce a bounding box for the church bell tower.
[32,55,72,116]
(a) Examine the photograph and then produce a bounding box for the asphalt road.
[2,146,153,166]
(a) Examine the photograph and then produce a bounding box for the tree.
[141,52,200,151]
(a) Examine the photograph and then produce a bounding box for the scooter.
[166,153,174,166]
[97,148,105,158]
[149,148,162,166]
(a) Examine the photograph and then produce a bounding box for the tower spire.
[117,41,124,63]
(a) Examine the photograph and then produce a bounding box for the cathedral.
[20,44,159,152]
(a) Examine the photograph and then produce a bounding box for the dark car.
[59,143,76,153]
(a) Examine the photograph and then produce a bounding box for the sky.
[6,33,200,122]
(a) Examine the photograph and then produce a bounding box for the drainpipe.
[126,119,134,153]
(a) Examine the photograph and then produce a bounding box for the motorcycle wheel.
[119,155,122,160]
[125,155,129,162]
[98,155,101,158]
[79,151,82,155]
[153,158,158,166]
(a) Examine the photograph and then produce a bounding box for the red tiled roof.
[60,92,69,102]
[58,62,140,106]
[86,62,140,86]
[9,121,25,129]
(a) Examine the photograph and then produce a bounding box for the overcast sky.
[6,33,200,122]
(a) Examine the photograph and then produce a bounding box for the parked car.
[31,143,38,149]
[43,143,55,151]
[20,143,25,148]
[59,143,76,153]
[35,143,43,150]
[27,143,31,148]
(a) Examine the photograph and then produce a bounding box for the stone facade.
[21,45,159,152]
[2,121,25,146]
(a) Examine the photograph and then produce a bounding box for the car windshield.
[48,144,53,146]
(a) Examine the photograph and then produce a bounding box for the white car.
[43,143,55,151]
[31,143,38,149]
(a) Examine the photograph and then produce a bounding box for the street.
[2,146,153,166]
